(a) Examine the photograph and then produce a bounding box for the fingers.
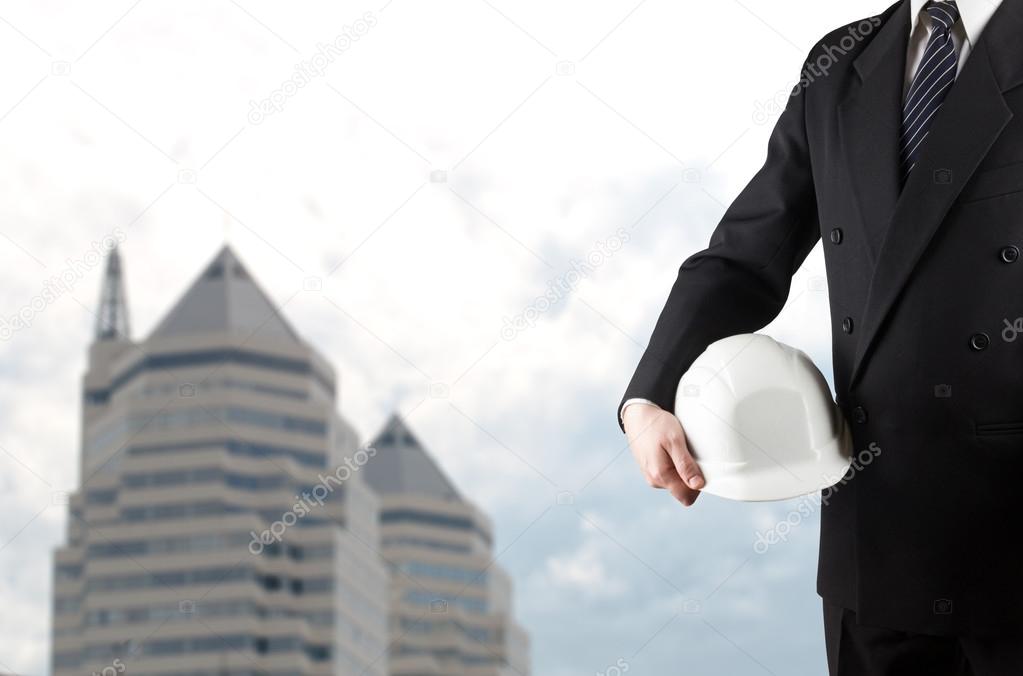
[664,432,705,491]
[667,480,700,507]
[644,447,700,507]
[625,407,703,507]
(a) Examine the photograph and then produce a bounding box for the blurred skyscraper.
[51,245,529,676]
[364,416,530,675]
[52,247,389,676]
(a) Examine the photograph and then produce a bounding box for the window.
[83,348,335,403]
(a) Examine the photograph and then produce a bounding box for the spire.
[363,414,462,502]
[94,245,131,342]
[149,245,301,342]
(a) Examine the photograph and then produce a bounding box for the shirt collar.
[909,0,1002,44]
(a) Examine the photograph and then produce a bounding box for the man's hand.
[623,403,705,506]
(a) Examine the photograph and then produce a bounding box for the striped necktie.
[900,0,961,181]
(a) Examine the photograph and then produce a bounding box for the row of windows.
[69,671,305,676]
[83,566,333,595]
[118,501,335,527]
[380,509,491,546]
[86,406,327,455]
[128,439,326,469]
[401,589,487,614]
[395,645,501,667]
[396,560,487,587]
[83,348,335,405]
[225,407,326,436]
[118,466,340,502]
[381,535,471,554]
[85,489,117,505]
[52,651,81,668]
[83,600,334,628]
[55,564,82,581]
[87,566,249,591]
[398,616,494,643]
[76,634,331,661]
[54,597,80,613]
[125,466,277,489]
[85,533,332,561]
[131,376,308,403]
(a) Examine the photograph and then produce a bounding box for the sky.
[0,0,888,674]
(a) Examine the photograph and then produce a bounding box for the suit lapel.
[838,0,910,265]
[849,0,1023,387]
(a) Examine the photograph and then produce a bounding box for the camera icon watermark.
[682,598,702,614]
[555,60,575,76]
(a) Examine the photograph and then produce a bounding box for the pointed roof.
[149,246,301,343]
[363,414,461,501]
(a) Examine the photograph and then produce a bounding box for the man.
[620,0,1023,673]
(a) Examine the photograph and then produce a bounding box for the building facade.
[52,245,529,676]
[52,247,390,676]
[364,416,530,676]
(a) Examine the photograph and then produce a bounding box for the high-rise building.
[363,416,531,676]
[52,246,390,676]
[52,245,530,676]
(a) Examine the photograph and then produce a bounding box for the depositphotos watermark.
[249,445,377,554]
[1002,317,1023,342]
[596,658,630,676]
[247,12,377,124]
[752,17,882,125]
[752,442,881,554]
[500,227,631,340]
[1,228,127,342]
[91,658,125,676]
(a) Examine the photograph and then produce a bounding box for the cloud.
[0,0,880,674]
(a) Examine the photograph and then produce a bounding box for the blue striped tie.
[900,0,960,181]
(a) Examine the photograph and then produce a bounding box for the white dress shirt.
[621,0,1003,426]
[905,0,1001,95]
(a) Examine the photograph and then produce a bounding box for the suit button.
[969,332,990,351]
[1000,245,1019,263]
[852,406,868,424]
[842,316,854,334]
[830,228,843,244]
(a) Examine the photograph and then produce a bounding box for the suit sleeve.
[618,67,821,430]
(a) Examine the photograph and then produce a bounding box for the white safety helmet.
[674,334,852,502]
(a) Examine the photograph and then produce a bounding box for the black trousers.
[824,602,1023,676]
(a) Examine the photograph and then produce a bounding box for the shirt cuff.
[619,398,662,426]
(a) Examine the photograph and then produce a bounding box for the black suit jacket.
[622,0,1023,635]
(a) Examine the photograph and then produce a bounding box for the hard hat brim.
[696,419,853,502]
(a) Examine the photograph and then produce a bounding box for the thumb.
[666,435,704,490]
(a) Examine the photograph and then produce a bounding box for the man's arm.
[622,60,822,504]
